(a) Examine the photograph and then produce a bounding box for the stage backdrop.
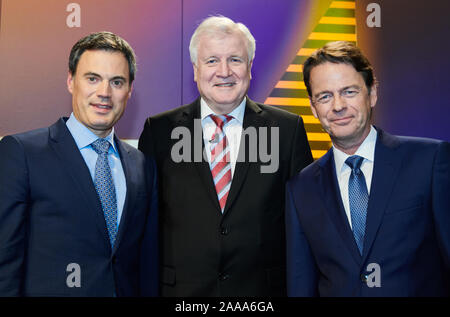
[1,0,449,159]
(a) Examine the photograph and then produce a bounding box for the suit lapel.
[49,118,111,250]
[111,137,134,254]
[223,99,265,215]
[178,99,222,212]
[317,150,362,265]
[181,98,269,215]
[361,128,401,261]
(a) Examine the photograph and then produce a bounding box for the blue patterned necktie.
[346,155,368,255]
[91,138,118,248]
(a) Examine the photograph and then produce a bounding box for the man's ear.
[369,83,378,109]
[127,83,133,99]
[67,72,74,94]
[310,98,318,118]
[193,63,198,82]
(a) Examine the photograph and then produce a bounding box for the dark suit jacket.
[286,128,450,296]
[0,118,159,296]
[138,97,313,296]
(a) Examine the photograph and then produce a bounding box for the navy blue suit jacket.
[286,128,450,296]
[0,118,159,296]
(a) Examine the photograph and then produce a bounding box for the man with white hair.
[139,16,313,296]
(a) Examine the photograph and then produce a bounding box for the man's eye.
[87,77,98,83]
[343,89,358,97]
[111,80,124,88]
[206,59,217,64]
[230,57,242,63]
[318,94,332,103]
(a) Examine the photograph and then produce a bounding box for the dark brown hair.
[303,41,375,97]
[68,31,136,84]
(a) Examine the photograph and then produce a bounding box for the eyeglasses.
[312,87,362,105]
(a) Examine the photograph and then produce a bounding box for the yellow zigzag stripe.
[307,133,331,141]
[330,1,355,9]
[275,81,306,89]
[264,0,356,159]
[319,16,356,25]
[309,32,356,41]
[265,97,310,106]
[312,150,329,159]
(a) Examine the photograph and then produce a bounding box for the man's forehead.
[311,61,358,74]
[311,63,364,84]
[199,31,246,47]
[77,50,129,71]
[79,49,126,61]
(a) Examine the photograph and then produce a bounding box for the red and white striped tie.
[209,114,233,212]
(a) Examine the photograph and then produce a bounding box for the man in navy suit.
[286,41,450,296]
[0,32,158,296]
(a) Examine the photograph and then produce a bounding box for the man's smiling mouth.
[214,83,236,87]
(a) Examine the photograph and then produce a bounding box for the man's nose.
[97,80,111,98]
[217,61,231,77]
[332,94,346,112]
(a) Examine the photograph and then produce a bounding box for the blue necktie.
[91,138,118,248]
[346,155,368,255]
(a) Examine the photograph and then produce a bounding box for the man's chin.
[207,100,242,114]
[330,126,370,148]
[86,122,114,138]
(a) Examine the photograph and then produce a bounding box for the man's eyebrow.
[83,72,101,77]
[313,85,361,98]
[339,84,360,91]
[313,90,333,99]
[83,72,127,82]
[110,75,127,82]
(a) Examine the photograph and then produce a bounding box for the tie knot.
[91,138,110,155]
[210,114,233,129]
[345,155,364,172]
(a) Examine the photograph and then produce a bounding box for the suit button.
[219,273,229,281]
[360,274,368,283]
[220,227,229,235]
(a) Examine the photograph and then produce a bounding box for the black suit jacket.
[0,118,159,296]
[138,97,313,296]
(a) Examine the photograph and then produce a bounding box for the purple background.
[0,0,448,141]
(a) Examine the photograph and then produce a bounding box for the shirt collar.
[333,125,377,174]
[200,97,246,124]
[66,112,118,153]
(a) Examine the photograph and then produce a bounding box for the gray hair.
[189,15,256,66]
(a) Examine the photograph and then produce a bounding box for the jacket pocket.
[384,196,423,216]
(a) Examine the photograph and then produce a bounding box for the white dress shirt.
[200,97,246,177]
[66,113,126,228]
[333,126,377,229]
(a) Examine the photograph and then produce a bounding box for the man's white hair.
[189,15,256,66]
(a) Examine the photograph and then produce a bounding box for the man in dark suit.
[0,32,158,296]
[286,41,450,296]
[138,16,313,296]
